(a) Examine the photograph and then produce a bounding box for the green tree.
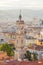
[24,51,32,61]
[0,43,14,57]
[33,53,38,61]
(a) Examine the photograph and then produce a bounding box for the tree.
[24,51,32,61]
[8,44,15,50]
[33,53,38,61]
[0,43,14,57]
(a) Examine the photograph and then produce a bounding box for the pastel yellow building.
[36,39,43,46]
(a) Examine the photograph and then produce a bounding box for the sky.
[0,0,43,10]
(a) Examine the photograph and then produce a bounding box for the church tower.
[15,10,25,60]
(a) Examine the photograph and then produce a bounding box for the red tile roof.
[28,45,43,51]
[0,60,43,65]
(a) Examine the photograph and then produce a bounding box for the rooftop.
[0,59,43,65]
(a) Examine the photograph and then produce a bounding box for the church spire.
[19,10,22,21]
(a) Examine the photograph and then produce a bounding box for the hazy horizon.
[0,0,43,23]
[0,9,43,23]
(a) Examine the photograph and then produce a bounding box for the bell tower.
[15,10,25,60]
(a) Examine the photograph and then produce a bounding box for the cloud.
[0,0,43,10]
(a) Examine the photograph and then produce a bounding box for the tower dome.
[16,10,24,24]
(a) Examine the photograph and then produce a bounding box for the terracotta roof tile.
[0,60,43,65]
